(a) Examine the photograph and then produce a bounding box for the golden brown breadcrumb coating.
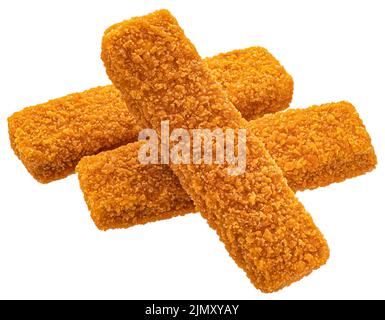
[8,46,292,183]
[252,101,377,191]
[8,86,139,183]
[101,9,329,293]
[77,141,194,230]
[204,47,293,120]
[76,101,377,232]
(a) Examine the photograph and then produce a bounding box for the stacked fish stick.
[8,9,377,293]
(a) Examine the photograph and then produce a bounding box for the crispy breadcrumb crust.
[253,101,377,191]
[8,47,292,183]
[204,47,293,120]
[101,9,329,293]
[76,101,377,232]
[77,141,195,229]
[8,86,140,183]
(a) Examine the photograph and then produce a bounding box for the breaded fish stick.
[8,46,293,183]
[76,102,377,231]
[101,9,329,292]
[8,86,139,183]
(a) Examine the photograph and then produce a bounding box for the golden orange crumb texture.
[8,46,292,183]
[8,86,138,183]
[7,8,378,294]
[76,102,376,232]
[101,9,330,292]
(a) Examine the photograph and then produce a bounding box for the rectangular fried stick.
[101,9,329,293]
[8,46,293,183]
[76,102,377,231]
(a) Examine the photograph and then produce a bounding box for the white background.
[0,0,384,300]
